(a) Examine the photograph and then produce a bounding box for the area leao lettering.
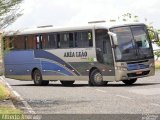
[64,51,87,57]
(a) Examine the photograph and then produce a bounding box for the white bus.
[3,23,159,86]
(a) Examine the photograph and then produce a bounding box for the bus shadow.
[11,83,160,87]
[11,84,88,87]
[106,83,160,87]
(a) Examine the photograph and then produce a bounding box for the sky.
[7,0,160,30]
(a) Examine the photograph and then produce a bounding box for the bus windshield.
[110,25,153,61]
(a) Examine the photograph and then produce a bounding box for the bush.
[154,51,160,60]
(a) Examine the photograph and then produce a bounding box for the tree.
[120,13,139,22]
[154,30,160,60]
[0,0,23,29]
[157,30,160,46]
[0,0,23,74]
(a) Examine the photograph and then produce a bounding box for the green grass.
[0,84,24,116]
[0,106,25,120]
[0,84,10,100]
[0,106,23,114]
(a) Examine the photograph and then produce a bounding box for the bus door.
[95,29,115,75]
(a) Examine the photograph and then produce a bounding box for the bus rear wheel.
[89,69,108,86]
[122,78,137,85]
[33,69,49,86]
[60,81,75,86]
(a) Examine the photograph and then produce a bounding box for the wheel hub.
[94,73,103,83]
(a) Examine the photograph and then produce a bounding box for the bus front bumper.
[115,66,155,81]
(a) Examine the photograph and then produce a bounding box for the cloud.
[7,0,160,30]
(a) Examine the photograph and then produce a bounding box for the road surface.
[4,70,160,119]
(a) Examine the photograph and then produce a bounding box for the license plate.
[136,71,142,75]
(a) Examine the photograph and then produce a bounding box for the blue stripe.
[34,50,80,75]
[41,61,73,76]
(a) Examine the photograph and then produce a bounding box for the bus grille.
[127,64,149,71]
[127,70,150,78]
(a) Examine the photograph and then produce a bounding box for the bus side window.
[47,34,56,49]
[76,31,93,48]
[69,33,74,48]
[36,35,43,49]
[60,33,69,48]
[75,32,78,47]
[57,34,60,48]
[88,32,93,47]
[13,36,26,50]
[24,36,27,49]
[9,37,14,50]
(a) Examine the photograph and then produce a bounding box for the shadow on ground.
[11,82,160,88]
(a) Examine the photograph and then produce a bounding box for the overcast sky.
[7,0,160,30]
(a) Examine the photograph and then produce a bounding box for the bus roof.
[5,22,145,36]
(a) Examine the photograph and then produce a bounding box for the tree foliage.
[0,0,23,29]
[154,51,160,60]
[157,30,160,46]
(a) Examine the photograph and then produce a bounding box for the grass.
[0,84,24,116]
[0,106,23,114]
[155,61,160,69]
[0,107,24,120]
[0,84,10,100]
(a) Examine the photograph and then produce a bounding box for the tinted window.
[43,34,57,49]
[95,29,114,66]
[75,31,93,48]
[60,33,69,48]
[36,35,43,49]
[4,30,93,50]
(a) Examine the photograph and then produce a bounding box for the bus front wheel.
[122,78,137,85]
[60,81,75,86]
[89,69,108,86]
[33,69,49,86]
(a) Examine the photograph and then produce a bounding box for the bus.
[3,23,159,86]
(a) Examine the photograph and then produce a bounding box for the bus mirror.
[154,31,159,42]
[148,29,159,43]
[108,32,118,46]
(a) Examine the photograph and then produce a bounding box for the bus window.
[60,33,69,48]
[26,35,36,49]
[46,34,56,49]
[24,36,27,49]
[69,33,74,48]
[9,37,14,49]
[88,32,93,46]
[95,29,114,66]
[57,34,60,48]
[36,35,43,49]
[75,31,93,48]
[13,36,26,50]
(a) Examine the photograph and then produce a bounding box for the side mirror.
[154,31,159,42]
[108,32,118,46]
[148,29,159,42]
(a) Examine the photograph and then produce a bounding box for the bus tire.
[60,81,75,86]
[89,69,108,86]
[88,80,94,86]
[33,69,49,86]
[122,78,137,85]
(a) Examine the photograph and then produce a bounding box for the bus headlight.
[115,66,127,71]
[121,67,127,71]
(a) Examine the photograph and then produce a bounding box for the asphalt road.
[4,70,160,116]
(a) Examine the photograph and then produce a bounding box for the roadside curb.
[0,76,36,114]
